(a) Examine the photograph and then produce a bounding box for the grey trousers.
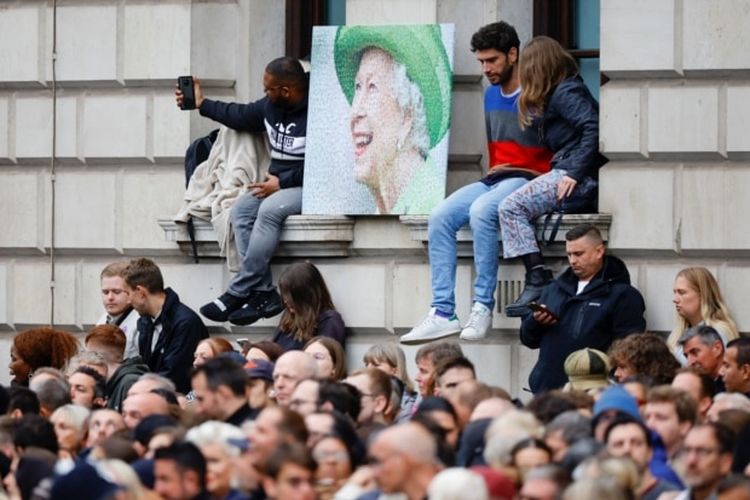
[227,187,302,297]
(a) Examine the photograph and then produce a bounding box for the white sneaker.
[400,308,461,345]
[460,302,493,341]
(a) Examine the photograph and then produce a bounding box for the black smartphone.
[178,76,196,110]
[527,302,559,321]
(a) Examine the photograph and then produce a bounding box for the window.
[285,0,346,60]
[534,0,602,100]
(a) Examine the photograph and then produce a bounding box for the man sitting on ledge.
[176,57,309,326]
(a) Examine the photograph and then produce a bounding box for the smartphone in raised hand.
[177,76,196,110]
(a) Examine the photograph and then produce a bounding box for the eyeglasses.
[289,398,317,409]
[313,449,349,463]
[678,446,720,459]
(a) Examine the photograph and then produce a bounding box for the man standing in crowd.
[672,367,715,422]
[177,57,309,326]
[272,351,318,407]
[97,262,140,359]
[366,422,442,500]
[605,416,680,499]
[721,338,750,395]
[680,325,726,392]
[676,423,735,500]
[85,324,149,412]
[400,20,551,344]
[645,386,697,470]
[154,441,210,500]
[122,258,208,394]
[520,224,646,393]
[190,357,256,426]
[434,357,476,400]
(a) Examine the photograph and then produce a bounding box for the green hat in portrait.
[334,24,453,150]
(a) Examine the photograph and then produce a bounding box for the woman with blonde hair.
[363,343,418,421]
[498,36,607,316]
[668,267,739,363]
[50,404,91,460]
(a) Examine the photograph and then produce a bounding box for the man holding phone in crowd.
[175,57,309,325]
[520,224,646,393]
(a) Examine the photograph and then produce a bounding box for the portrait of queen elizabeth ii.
[303,24,454,215]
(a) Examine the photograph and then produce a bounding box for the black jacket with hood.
[520,255,646,393]
[137,288,209,394]
[199,94,308,189]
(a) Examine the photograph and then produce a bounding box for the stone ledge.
[400,213,613,257]
[158,215,356,258]
[158,213,612,259]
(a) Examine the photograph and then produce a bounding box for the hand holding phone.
[177,76,196,110]
[527,302,559,323]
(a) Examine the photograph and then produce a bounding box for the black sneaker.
[505,268,554,317]
[199,292,246,322]
[228,290,285,326]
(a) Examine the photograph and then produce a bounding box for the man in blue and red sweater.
[177,57,308,326]
[401,21,551,345]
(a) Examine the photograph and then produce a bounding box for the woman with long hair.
[272,262,346,351]
[498,36,607,316]
[668,267,739,363]
[363,343,418,421]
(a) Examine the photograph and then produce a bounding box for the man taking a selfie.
[176,57,308,326]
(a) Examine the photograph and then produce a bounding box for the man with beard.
[177,58,309,327]
[401,21,552,345]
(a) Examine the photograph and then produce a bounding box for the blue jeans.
[428,177,529,315]
[227,187,302,297]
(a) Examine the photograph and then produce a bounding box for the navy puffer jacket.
[520,255,646,394]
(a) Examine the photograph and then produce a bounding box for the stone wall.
[599,0,750,333]
[2,0,746,393]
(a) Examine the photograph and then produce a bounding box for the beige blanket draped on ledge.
[173,127,270,271]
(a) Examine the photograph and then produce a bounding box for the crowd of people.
[4,18,749,500]
[2,253,750,500]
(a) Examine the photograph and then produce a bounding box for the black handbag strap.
[541,211,565,248]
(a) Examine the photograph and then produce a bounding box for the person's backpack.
[183,129,220,262]
[540,175,598,247]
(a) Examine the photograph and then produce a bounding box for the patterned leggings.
[498,169,566,258]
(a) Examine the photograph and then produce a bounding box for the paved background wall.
[599,0,750,334]
[0,0,747,394]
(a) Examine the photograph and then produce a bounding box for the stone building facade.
[0,0,747,393]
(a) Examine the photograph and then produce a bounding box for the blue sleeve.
[548,80,601,181]
[199,98,267,133]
